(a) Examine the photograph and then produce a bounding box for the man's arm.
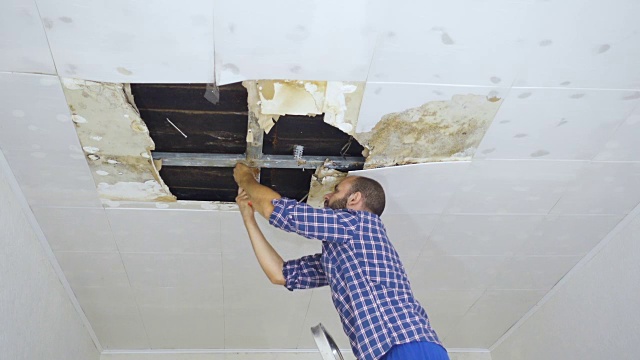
[234,163,280,219]
[237,188,285,285]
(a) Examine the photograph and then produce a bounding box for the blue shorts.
[382,341,450,360]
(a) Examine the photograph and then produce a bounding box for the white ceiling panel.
[224,286,312,348]
[32,206,117,252]
[368,0,531,86]
[297,287,350,349]
[73,286,149,349]
[121,253,222,289]
[425,215,543,256]
[0,73,79,153]
[476,88,640,160]
[594,103,640,161]
[0,0,55,74]
[380,213,440,270]
[490,255,582,290]
[55,251,130,287]
[134,287,225,349]
[2,149,101,207]
[551,162,640,215]
[411,255,506,290]
[141,305,224,349]
[517,215,623,256]
[222,251,281,290]
[35,0,214,83]
[357,82,507,133]
[445,160,584,214]
[410,288,485,341]
[514,0,640,89]
[106,208,221,254]
[133,286,223,312]
[353,162,471,215]
[220,211,322,256]
[213,0,381,84]
[446,289,547,348]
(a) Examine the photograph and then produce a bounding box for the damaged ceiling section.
[61,79,175,202]
[356,94,503,169]
[61,78,503,204]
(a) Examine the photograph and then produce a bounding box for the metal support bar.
[246,105,264,162]
[244,81,265,181]
[152,152,365,171]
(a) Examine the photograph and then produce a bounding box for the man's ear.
[347,191,363,207]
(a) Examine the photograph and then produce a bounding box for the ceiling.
[1,0,640,356]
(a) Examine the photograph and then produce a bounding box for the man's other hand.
[236,187,254,219]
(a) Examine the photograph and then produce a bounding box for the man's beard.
[325,194,349,210]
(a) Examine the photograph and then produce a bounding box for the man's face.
[323,177,354,210]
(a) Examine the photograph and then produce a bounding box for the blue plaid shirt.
[269,198,442,360]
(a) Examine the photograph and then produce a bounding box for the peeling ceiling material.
[355,94,503,169]
[244,80,365,135]
[61,78,175,202]
[307,162,347,208]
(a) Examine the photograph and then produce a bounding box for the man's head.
[323,176,386,216]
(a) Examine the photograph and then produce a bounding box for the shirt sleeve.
[282,253,329,291]
[269,198,358,243]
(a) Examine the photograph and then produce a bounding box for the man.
[233,163,448,360]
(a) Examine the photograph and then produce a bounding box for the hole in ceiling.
[130,82,364,202]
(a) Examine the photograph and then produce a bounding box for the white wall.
[0,152,100,360]
[491,207,640,360]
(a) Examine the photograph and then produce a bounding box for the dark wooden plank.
[263,115,365,157]
[261,168,313,201]
[160,167,238,202]
[130,82,247,112]
[142,110,248,154]
[160,166,235,189]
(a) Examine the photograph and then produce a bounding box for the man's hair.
[348,176,386,216]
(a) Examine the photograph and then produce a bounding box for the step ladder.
[311,323,345,360]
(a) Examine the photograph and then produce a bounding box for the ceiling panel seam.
[31,0,58,75]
